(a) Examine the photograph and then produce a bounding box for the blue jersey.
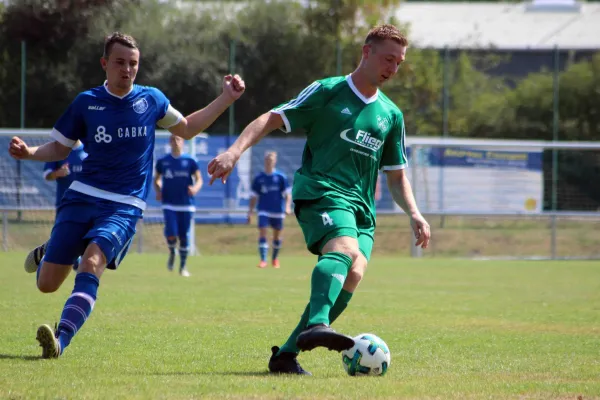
[251,171,290,218]
[155,154,200,211]
[50,82,176,211]
[43,144,87,206]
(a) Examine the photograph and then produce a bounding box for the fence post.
[17,41,26,222]
[550,45,560,260]
[137,219,144,254]
[336,39,342,75]
[410,146,423,258]
[2,211,7,252]
[226,39,237,224]
[440,46,450,228]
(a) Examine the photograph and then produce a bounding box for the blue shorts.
[44,191,141,270]
[258,214,284,230]
[163,209,193,244]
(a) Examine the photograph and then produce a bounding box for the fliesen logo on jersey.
[340,129,383,152]
[133,98,148,114]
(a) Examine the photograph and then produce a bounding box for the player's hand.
[285,206,292,215]
[222,74,245,102]
[8,136,31,160]
[410,213,431,249]
[55,164,70,178]
[187,185,197,196]
[207,150,239,185]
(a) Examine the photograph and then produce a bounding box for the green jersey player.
[208,24,431,375]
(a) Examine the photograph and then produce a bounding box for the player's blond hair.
[103,32,139,58]
[365,24,408,47]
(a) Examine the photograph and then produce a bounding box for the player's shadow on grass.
[146,371,270,377]
[217,371,271,377]
[0,353,42,361]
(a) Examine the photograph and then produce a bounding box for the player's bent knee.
[344,255,368,291]
[78,257,106,277]
[37,280,60,293]
[321,236,360,262]
[78,243,108,277]
[339,247,363,265]
[36,262,72,293]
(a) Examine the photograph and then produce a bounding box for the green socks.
[277,289,354,355]
[329,289,353,325]
[277,252,353,356]
[278,304,310,354]
[307,252,352,326]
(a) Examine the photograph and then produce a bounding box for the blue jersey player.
[154,135,202,277]
[43,140,87,210]
[248,151,291,268]
[8,32,245,358]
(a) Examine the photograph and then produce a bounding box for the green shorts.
[294,196,375,261]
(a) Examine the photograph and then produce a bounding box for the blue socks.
[167,238,176,268]
[272,239,282,261]
[259,237,268,262]
[57,272,99,354]
[179,237,189,271]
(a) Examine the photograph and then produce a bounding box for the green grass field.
[1,253,599,399]
[4,213,600,259]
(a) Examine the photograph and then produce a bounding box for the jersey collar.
[103,81,133,99]
[346,75,379,104]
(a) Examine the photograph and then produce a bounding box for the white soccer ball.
[341,333,391,376]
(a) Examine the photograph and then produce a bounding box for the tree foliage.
[0,0,598,143]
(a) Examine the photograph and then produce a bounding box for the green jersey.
[272,75,408,221]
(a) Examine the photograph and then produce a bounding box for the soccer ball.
[341,333,391,376]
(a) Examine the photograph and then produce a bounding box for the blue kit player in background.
[154,135,202,277]
[8,32,245,358]
[248,151,292,269]
[43,140,87,213]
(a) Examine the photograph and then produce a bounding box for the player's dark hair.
[365,24,408,47]
[103,32,139,58]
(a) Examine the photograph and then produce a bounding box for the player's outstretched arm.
[169,74,245,140]
[9,137,71,162]
[207,112,283,185]
[385,169,431,249]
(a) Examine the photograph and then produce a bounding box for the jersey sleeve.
[281,174,291,194]
[380,113,408,171]
[155,159,164,175]
[251,176,260,198]
[50,94,86,147]
[271,81,326,133]
[152,88,183,129]
[190,158,200,175]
